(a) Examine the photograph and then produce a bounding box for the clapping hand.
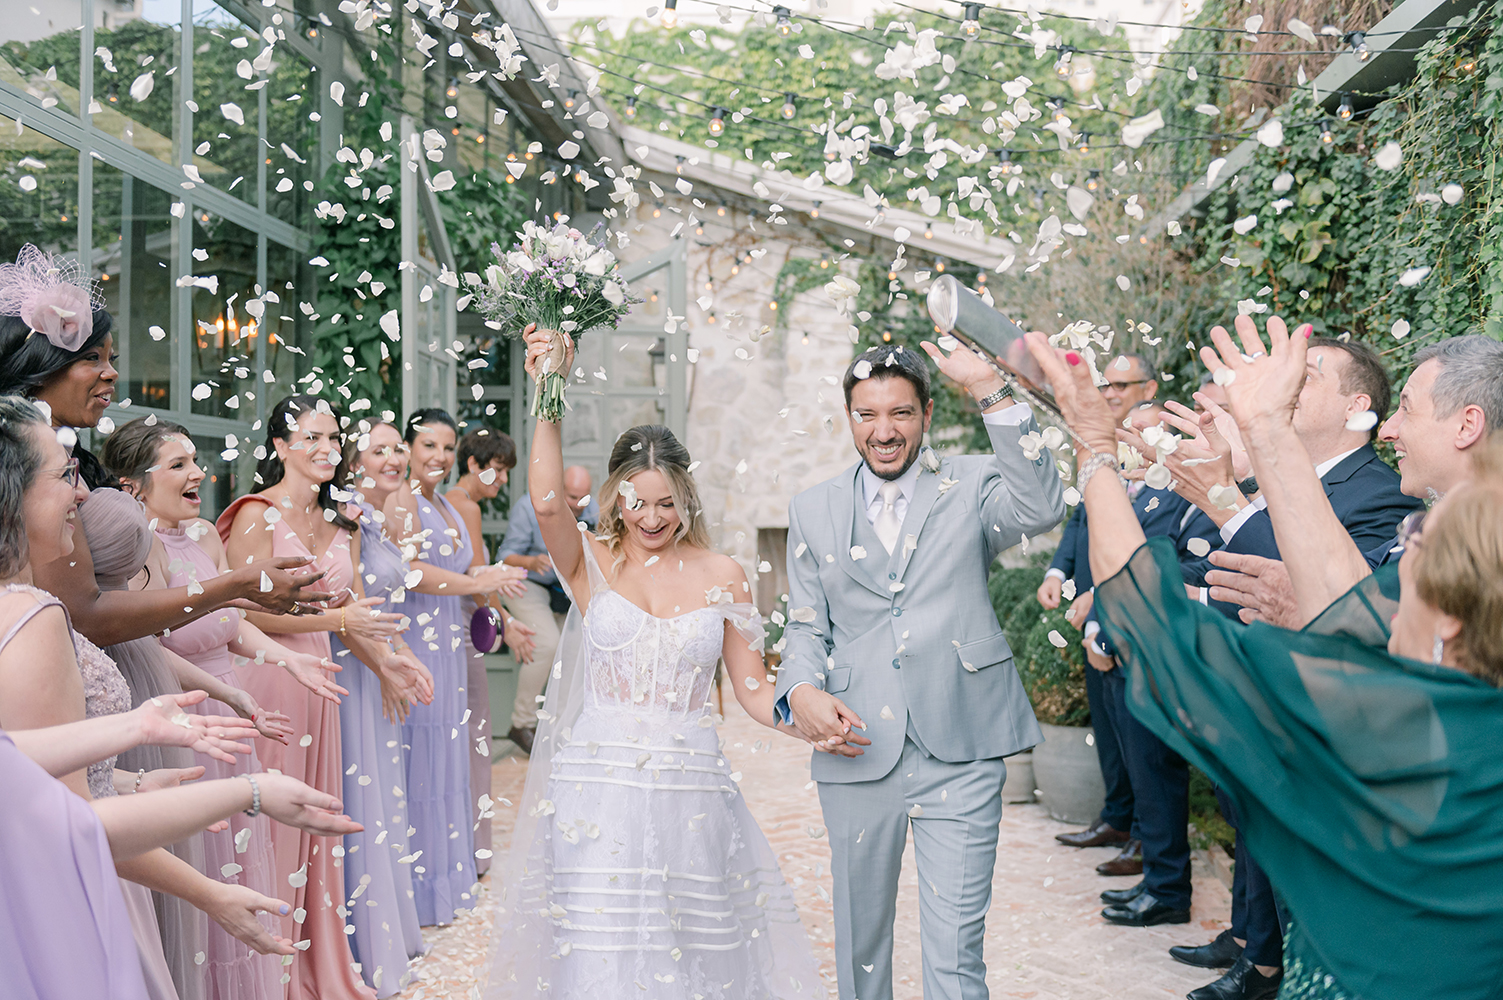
[133,692,256,764]
[1118,401,1242,518]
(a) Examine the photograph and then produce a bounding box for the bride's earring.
[1433,634,1445,664]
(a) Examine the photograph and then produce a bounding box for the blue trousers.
[1104,667,1191,909]
[1086,662,1135,833]
[1217,788,1286,966]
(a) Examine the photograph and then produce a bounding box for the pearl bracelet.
[240,774,261,817]
[1077,451,1123,492]
[132,768,146,793]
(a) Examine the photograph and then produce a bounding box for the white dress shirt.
[1217,445,1362,545]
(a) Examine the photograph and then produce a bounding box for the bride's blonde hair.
[596,425,710,567]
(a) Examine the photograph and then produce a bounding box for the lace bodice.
[575,535,764,718]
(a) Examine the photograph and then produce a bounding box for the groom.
[775,340,1064,1000]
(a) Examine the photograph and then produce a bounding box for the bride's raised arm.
[522,323,590,604]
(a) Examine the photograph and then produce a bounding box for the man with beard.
[774,341,1065,1000]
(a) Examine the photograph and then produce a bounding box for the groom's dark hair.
[842,344,931,411]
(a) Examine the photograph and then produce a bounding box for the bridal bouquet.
[467,220,638,421]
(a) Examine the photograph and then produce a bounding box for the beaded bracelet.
[132,768,146,793]
[1077,451,1123,492]
[240,774,261,817]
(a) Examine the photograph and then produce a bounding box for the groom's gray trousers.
[819,737,1007,1000]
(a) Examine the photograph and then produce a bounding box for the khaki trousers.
[508,579,566,730]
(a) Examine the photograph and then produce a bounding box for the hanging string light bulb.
[935,258,946,273]
[1054,46,1074,79]
[809,200,821,219]
[716,200,727,217]
[781,92,797,119]
[563,90,578,111]
[1319,119,1336,145]
[708,108,726,136]
[1345,30,1370,61]
[1086,168,1101,192]
[675,154,686,173]
[661,0,678,29]
[772,5,793,35]
[1077,131,1090,155]
[1337,93,1354,121]
[1047,98,1068,124]
[961,2,983,37]
[625,96,638,118]
[446,77,459,99]
[923,225,934,239]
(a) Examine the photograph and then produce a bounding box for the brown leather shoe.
[1055,818,1132,848]
[1096,838,1143,876]
[508,726,536,755]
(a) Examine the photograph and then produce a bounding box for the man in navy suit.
[1046,356,1158,865]
[1160,337,1423,1000]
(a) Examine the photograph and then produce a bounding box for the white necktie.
[875,481,903,555]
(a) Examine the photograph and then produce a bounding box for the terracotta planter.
[1001,751,1036,804]
[1031,722,1107,824]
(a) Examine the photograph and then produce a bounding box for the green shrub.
[1016,607,1091,727]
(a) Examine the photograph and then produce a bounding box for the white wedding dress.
[486,531,825,1000]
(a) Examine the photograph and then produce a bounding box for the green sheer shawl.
[1095,538,1503,1000]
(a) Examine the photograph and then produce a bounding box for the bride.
[484,325,828,999]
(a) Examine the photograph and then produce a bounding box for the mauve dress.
[67,581,182,1000]
[80,489,211,1000]
[398,490,478,925]
[0,723,147,1000]
[215,496,375,1000]
[154,523,281,1000]
[328,501,424,995]
[456,525,492,878]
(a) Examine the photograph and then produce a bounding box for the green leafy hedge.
[989,563,1089,726]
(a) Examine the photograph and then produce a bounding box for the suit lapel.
[1321,445,1375,496]
[889,461,941,584]
[835,464,890,599]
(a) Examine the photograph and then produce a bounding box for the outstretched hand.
[133,692,257,764]
[920,340,1006,398]
[1198,315,1312,438]
[1022,332,1117,455]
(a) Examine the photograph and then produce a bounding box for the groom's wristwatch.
[975,385,1010,411]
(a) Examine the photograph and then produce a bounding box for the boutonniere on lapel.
[918,446,941,474]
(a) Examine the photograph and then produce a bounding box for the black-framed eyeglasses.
[46,457,81,488]
[1102,378,1150,392]
[1395,508,1427,550]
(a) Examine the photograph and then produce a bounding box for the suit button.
[892,608,902,617]
[888,572,896,580]
[892,658,901,669]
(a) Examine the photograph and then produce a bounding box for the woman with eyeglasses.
[0,396,308,1000]
[1024,324,1503,1000]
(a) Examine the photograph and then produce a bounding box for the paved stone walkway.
[392,697,1232,999]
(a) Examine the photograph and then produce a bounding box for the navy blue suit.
[1046,507,1135,832]
[1096,486,1223,910]
[1194,444,1419,965]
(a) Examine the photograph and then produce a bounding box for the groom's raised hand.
[787,685,870,757]
[920,340,1009,408]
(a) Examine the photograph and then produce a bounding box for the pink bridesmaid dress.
[215,497,375,1000]
[155,525,281,1000]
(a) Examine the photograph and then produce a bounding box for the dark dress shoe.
[1170,929,1244,970]
[1096,838,1143,876]
[1101,880,1145,905]
[508,725,536,755]
[1186,956,1282,1000]
[1101,890,1191,927]
[1055,818,1132,848]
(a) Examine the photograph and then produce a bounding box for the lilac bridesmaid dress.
[0,726,148,1000]
[328,500,424,995]
[154,525,281,1000]
[398,490,478,925]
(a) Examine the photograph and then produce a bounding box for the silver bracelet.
[240,774,261,817]
[1076,451,1122,492]
[132,768,146,793]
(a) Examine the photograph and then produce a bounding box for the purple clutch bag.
[470,606,505,653]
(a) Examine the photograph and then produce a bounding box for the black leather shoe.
[1186,956,1282,1000]
[1096,838,1143,876]
[1055,817,1132,848]
[1101,890,1191,927]
[508,726,536,755]
[1171,929,1244,970]
[1101,880,1146,905]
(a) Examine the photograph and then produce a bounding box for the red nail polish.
[1065,351,1081,366]
[1300,323,1313,338]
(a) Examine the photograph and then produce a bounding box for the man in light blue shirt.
[498,465,597,752]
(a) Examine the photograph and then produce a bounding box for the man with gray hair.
[1204,333,1503,626]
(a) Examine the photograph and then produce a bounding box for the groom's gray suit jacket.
[775,417,1065,784]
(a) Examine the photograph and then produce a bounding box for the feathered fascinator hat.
[0,244,106,352]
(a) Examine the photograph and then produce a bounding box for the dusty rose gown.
[155,523,281,1000]
[216,496,375,1000]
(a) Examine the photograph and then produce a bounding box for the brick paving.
[393,695,1232,999]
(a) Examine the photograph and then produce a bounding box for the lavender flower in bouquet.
[466,219,638,422]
